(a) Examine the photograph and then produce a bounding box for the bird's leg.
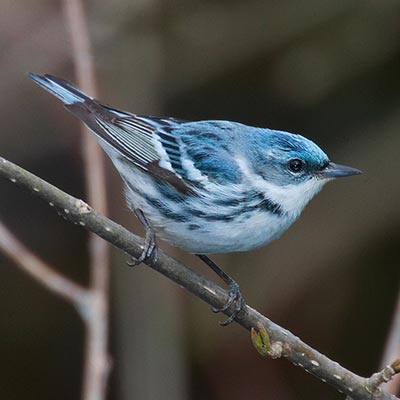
[127,208,158,267]
[196,254,246,326]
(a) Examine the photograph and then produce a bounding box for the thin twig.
[62,1,110,399]
[380,289,400,395]
[1,156,399,400]
[0,219,87,307]
[367,361,400,397]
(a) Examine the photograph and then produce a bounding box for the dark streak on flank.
[213,191,283,217]
[258,197,282,215]
[144,195,188,222]
[188,224,201,230]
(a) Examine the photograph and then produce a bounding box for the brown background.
[0,1,399,399]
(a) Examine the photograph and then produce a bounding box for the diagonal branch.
[0,219,87,306]
[0,154,399,400]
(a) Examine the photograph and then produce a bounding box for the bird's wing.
[28,73,193,194]
[176,121,242,185]
[29,73,241,192]
[113,118,243,186]
[72,106,243,189]
[68,102,196,194]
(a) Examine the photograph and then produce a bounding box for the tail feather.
[28,72,92,104]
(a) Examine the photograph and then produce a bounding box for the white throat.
[237,157,327,217]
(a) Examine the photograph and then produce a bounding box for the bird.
[28,72,362,325]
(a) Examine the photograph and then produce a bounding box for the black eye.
[288,159,304,173]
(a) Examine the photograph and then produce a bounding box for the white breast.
[156,208,295,253]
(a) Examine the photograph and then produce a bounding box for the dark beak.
[320,162,362,178]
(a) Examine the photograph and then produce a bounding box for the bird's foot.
[127,238,158,267]
[127,226,158,267]
[211,281,246,326]
[127,209,158,267]
[196,254,246,326]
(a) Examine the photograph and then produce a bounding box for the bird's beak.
[320,162,362,178]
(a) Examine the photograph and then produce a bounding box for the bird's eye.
[288,159,304,173]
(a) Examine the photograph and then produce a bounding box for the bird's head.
[244,129,362,216]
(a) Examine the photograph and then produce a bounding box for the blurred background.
[0,0,399,399]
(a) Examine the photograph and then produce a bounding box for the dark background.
[0,1,399,399]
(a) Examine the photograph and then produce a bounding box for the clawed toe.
[196,254,246,326]
[212,282,246,326]
[128,208,158,267]
[127,242,158,267]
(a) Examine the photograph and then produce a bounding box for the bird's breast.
[122,169,298,254]
[151,204,295,254]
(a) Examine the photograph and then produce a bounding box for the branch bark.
[0,155,399,400]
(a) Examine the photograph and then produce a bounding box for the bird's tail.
[28,72,92,105]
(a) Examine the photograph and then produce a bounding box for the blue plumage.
[28,72,361,255]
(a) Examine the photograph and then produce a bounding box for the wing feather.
[66,101,195,193]
[29,73,202,194]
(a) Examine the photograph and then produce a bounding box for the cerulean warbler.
[29,73,361,324]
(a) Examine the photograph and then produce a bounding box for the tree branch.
[0,155,399,400]
[62,1,110,399]
[0,220,87,307]
[380,289,400,395]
